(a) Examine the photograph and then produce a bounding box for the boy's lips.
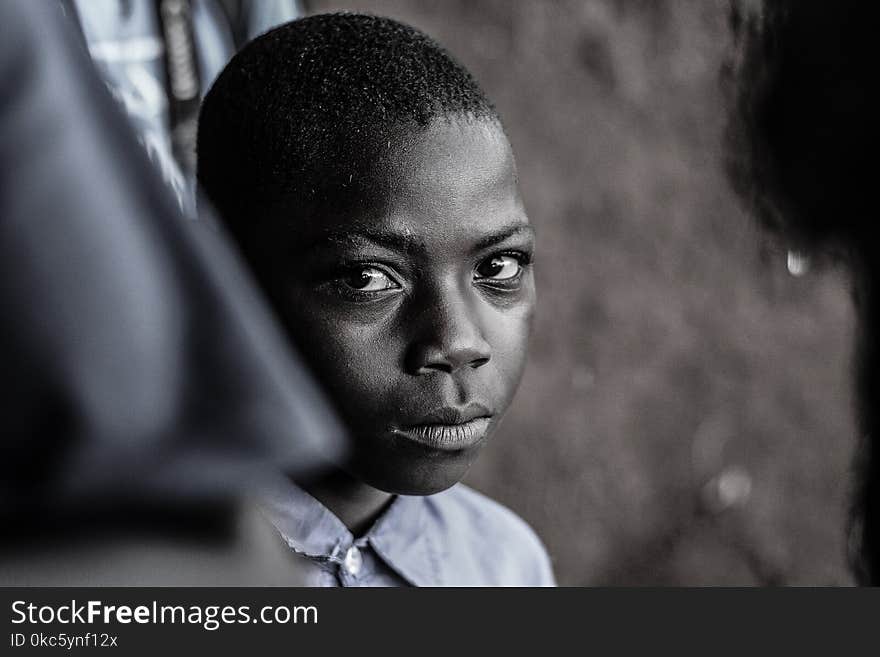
[392,404,494,452]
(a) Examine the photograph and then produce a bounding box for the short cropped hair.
[197,12,499,234]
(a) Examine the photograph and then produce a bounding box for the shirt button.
[343,545,363,577]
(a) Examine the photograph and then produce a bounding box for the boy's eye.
[342,266,400,292]
[475,255,522,281]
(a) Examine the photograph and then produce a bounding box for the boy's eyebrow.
[472,223,535,252]
[313,229,419,252]
[308,222,534,252]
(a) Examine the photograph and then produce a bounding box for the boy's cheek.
[488,303,534,353]
[287,313,402,379]
[284,290,390,336]
[486,317,533,399]
[520,278,538,325]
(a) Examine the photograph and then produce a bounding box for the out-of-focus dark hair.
[724,0,879,583]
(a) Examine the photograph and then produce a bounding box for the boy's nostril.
[409,351,490,375]
[421,362,453,374]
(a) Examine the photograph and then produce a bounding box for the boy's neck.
[298,469,394,537]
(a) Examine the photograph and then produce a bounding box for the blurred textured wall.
[312,0,857,585]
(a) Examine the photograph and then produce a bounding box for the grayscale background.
[312,0,857,585]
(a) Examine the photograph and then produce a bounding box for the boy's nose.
[405,300,491,375]
[408,342,491,374]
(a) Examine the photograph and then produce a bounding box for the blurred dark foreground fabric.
[0,0,344,583]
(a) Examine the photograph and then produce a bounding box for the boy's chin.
[367,478,464,497]
[349,447,479,496]
[373,476,463,497]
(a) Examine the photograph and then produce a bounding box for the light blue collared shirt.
[260,478,556,587]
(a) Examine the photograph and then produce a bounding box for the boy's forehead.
[387,117,518,200]
[292,117,527,250]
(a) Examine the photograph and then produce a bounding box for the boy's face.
[278,118,535,495]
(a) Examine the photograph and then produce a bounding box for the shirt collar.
[259,475,440,586]
[368,492,437,585]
